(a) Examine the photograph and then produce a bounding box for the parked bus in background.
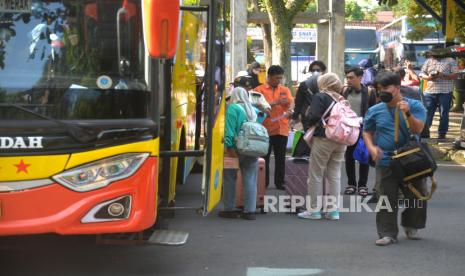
[248,27,316,83]
[344,26,381,71]
[379,15,444,70]
[0,0,227,244]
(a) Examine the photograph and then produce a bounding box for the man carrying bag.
[363,71,432,246]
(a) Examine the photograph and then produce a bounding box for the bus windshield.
[345,29,378,51]
[0,0,149,120]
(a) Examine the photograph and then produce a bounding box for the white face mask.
[312,71,321,77]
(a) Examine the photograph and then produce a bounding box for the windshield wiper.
[1,103,98,143]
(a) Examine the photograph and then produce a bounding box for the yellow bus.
[0,0,227,244]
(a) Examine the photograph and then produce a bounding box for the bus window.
[345,29,378,51]
[0,0,148,120]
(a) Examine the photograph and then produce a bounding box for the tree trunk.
[251,0,272,68]
[261,23,273,68]
[264,0,309,88]
[268,9,293,87]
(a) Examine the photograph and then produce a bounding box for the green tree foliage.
[346,1,365,21]
[381,0,465,41]
[260,0,313,86]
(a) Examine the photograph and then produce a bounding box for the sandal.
[358,187,368,197]
[344,185,356,195]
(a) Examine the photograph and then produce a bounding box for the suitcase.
[284,157,329,212]
[284,157,309,197]
[236,158,266,213]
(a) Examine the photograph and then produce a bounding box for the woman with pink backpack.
[297,73,352,220]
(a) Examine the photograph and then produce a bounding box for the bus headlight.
[52,153,150,192]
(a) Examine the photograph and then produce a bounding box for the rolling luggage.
[236,158,266,212]
[284,157,329,213]
[284,157,309,198]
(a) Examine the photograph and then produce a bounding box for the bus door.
[201,1,226,215]
[158,1,225,216]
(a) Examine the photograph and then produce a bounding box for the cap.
[233,71,252,88]
[235,71,249,78]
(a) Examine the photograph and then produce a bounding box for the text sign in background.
[0,0,32,13]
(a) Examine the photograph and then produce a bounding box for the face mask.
[311,71,321,77]
[379,91,393,103]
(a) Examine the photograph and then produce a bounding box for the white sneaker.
[375,237,397,246]
[325,210,340,220]
[297,211,322,220]
[404,227,421,240]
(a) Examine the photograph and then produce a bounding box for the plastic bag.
[353,138,369,164]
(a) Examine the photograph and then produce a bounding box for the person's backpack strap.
[236,103,255,123]
[304,76,317,95]
[320,99,336,125]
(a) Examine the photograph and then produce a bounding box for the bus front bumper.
[0,157,158,236]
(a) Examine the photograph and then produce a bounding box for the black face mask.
[379,91,393,103]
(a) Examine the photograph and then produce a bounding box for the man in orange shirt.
[255,65,294,190]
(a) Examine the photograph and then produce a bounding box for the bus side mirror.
[143,0,180,59]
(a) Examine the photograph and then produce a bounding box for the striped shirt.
[421,57,458,94]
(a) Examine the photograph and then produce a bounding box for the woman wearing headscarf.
[219,87,259,220]
[297,73,347,221]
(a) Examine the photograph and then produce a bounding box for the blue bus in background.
[248,27,316,83]
[344,26,381,71]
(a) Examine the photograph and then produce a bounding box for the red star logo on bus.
[14,159,31,174]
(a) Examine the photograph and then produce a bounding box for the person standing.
[219,87,260,220]
[297,73,347,220]
[421,54,458,139]
[255,65,294,190]
[363,71,428,246]
[402,59,420,87]
[232,71,271,121]
[291,60,327,129]
[247,62,262,89]
[359,58,378,87]
[342,67,377,197]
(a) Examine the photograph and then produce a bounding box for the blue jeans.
[424,93,452,135]
[222,155,258,213]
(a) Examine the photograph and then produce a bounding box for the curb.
[428,141,465,164]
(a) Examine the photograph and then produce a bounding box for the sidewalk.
[427,110,465,164]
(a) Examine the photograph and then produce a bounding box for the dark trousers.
[424,93,452,135]
[345,140,369,188]
[376,166,428,239]
[264,135,288,188]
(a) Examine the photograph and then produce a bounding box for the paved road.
[1,163,465,276]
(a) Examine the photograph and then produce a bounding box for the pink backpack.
[322,95,362,146]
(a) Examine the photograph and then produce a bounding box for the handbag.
[292,131,311,157]
[389,105,437,201]
[353,137,369,164]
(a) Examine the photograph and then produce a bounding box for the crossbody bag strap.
[385,104,411,147]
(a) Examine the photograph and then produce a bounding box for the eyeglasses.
[310,69,322,73]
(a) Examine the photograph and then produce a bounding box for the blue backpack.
[235,105,269,157]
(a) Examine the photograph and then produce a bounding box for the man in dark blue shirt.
[363,71,428,246]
